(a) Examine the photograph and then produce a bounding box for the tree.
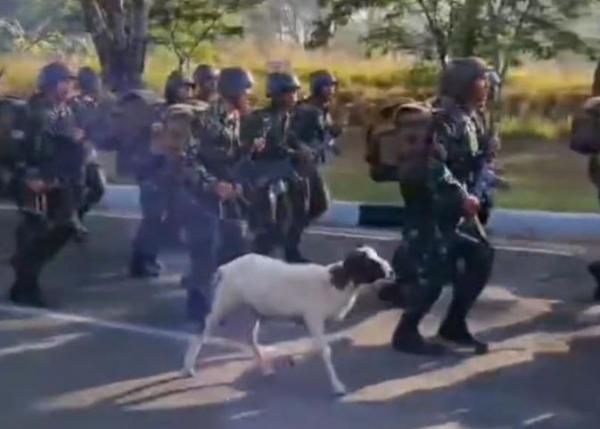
[310,0,599,73]
[150,0,262,73]
[78,0,150,91]
[0,0,89,55]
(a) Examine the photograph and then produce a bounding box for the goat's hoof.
[181,366,196,378]
[260,365,275,377]
[333,385,347,397]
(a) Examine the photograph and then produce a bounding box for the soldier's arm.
[432,116,472,177]
[289,107,320,149]
[427,160,470,217]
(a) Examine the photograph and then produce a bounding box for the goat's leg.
[251,319,275,375]
[182,312,219,377]
[304,316,347,396]
[182,288,239,377]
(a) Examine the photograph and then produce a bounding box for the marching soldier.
[164,70,195,106]
[391,60,495,355]
[285,69,342,262]
[193,64,219,103]
[241,71,301,257]
[9,62,86,307]
[70,67,110,240]
[128,71,194,277]
[180,67,255,325]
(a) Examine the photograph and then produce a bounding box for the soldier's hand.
[463,195,480,217]
[253,137,266,153]
[73,128,86,143]
[214,181,236,200]
[27,179,46,194]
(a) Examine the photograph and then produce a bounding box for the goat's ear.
[329,264,349,290]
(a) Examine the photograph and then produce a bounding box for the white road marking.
[0,333,87,358]
[0,205,584,256]
[0,303,349,354]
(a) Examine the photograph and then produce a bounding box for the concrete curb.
[98,184,600,241]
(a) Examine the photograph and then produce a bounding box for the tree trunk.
[457,0,484,57]
[78,0,149,92]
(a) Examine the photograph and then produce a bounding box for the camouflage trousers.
[396,218,495,331]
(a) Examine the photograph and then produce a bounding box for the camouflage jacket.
[289,99,341,161]
[192,100,246,185]
[241,105,295,161]
[27,93,86,184]
[400,158,468,237]
[0,126,27,198]
[432,98,488,190]
[69,92,115,151]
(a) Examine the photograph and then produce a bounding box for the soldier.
[241,71,301,257]
[193,64,219,103]
[70,67,110,240]
[181,67,255,325]
[285,69,341,262]
[391,60,495,355]
[586,155,600,301]
[8,62,85,307]
[128,72,193,277]
[164,70,195,106]
[0,97,28,202]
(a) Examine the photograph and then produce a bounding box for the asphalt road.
[0,209,599,429]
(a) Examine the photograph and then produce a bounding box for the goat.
[182,246,393,396]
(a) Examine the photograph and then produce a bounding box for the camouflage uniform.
[285,98,339,259]
[392,153,493,355]
[69,85,111,224]
[124,73,195,277]
[0,97,28,200]
[9,63,85,306]
[181,66,254,324]
[392,59,496,355]
[174,98,250,323]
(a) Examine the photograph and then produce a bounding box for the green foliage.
[149,0,263,72]
[311,0,600,73]
[500,115,571,141]
[0,0,86,55]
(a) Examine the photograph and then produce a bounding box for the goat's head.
[329,245,394,290]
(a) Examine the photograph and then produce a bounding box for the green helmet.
[439,57,494,102]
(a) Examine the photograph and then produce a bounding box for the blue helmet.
[309,70,337,96]
[218,67,254,100]
[266,72,301,97]
[37,61,76,92]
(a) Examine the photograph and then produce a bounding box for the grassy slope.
[324,127,599,213]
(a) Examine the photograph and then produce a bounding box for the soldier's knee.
[87,167,106,203]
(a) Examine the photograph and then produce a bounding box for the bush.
[500,116,571,141]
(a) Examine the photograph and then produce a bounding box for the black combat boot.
[129,252,163,278]
[588,261,600,301]
[8,262,47,308]
[392,315,446,356]
[438,319,488,355]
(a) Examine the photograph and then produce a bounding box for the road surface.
[0,209,599,429]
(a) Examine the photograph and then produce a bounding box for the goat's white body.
[215,254,358,322]
[182,250,391,396]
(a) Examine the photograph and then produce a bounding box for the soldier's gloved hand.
[253,137,266,153]
[26,179,46,194]
[214,181,236,200]
[73,128,86,143]
[463,195,480,217]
